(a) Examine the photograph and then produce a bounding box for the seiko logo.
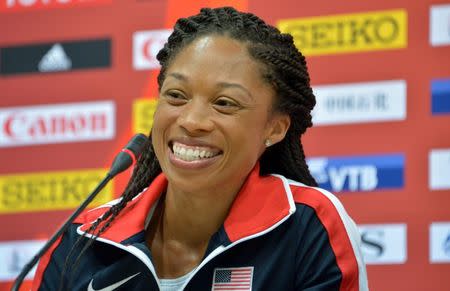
[278,9,407,56]
[0,101,115,147]
[297,17,399,46]
[133,29,172,70]
[0,169,113,213]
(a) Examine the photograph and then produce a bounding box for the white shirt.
[159,268,196,291]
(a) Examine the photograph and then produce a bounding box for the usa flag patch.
[211,267,254,291]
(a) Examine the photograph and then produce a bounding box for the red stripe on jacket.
[291,185,360,291]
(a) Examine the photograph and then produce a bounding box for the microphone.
[11,134,149,291]
[109,133,148,177]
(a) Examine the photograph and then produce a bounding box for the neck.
[161,183,239,247]
[144,173,250,278]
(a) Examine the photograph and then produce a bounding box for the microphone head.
[125,133,149,159]
[108,133,149,177]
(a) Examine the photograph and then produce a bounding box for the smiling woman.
[32,7,368,291]
[153,35,289,197]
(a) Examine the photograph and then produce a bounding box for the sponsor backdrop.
[0,0,449,290]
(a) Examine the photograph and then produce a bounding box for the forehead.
[165,35,270,90]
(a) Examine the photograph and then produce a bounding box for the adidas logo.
[38,43,72,72]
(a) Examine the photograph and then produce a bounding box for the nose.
[177,99,214,135]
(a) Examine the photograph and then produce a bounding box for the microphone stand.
[11,133,148,291]
[10,173,113,291]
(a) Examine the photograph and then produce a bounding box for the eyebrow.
[167,72,188,82]
[167,72,254,101]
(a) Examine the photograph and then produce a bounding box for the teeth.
[172,142,218,161]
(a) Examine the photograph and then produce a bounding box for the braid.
[61,134,161,288]
[87,134,160,234]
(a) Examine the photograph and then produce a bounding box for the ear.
[265,113,291,146]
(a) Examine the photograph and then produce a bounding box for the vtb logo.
[307,154,404,193]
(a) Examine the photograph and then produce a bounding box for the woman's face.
[152,35,289,194]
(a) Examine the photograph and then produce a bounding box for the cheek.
[152,104,176,132]
[151,106,174,154]
[228,117,267,154]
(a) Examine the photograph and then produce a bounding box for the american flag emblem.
[211,267,254,291]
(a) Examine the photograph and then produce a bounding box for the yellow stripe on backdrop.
[133,98,159,135]
[277,9,407,56]
[0,169,113,214]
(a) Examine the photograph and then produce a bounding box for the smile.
[171,141,221,162]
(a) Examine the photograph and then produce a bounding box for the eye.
[213,97,241,113]
[163,90,188,105]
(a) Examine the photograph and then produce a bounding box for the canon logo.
[3,112,107,138]
[0,101,115,147]
[133,29,172,70]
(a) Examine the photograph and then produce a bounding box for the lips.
[169,141,222,162]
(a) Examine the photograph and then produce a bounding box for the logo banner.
[358,224,407,265]
[0,169,113,213]
[307,153,404,192]
[312,80,407,125]
[0,101,115,147]
[0,38,111,76]
[278,9,407,56]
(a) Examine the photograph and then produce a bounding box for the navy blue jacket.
[32,165,368,290]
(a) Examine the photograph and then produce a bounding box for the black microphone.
[109,133,148,177]
[11,134,149,291]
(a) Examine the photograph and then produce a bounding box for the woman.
[32,7,368,291]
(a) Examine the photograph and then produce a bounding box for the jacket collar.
[77,163,296,244]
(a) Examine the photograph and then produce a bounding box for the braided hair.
[157,7,317,185]
[62,6,317,288]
